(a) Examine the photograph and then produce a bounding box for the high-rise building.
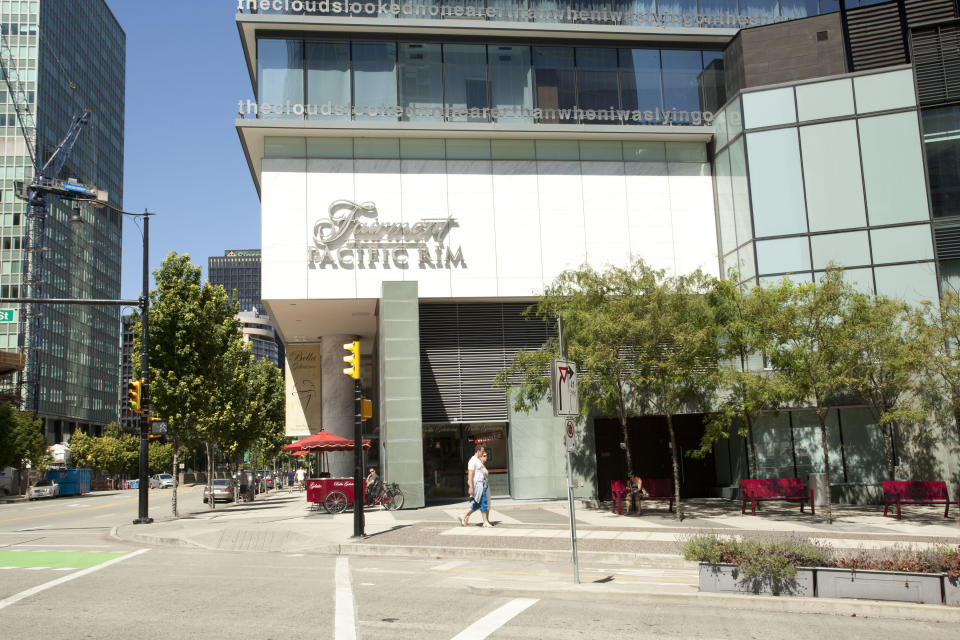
[208,249,264,314]
[208,249,285,366]
[0,1,125,443]
[237,1,960,506]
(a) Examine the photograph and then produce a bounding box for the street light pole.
[133,211,152,524]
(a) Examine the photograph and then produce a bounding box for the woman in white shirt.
[460,445,493,527]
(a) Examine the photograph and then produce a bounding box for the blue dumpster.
[46,469,91,496]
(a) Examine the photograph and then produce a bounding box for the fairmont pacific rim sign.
[308,199,465,270]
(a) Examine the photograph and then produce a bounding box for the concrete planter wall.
[945,577,960,607]
[816,568,943,605]
[699,564,954,605]
[699,563,814,597]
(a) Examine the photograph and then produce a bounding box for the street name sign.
[551,359,578,417]
[0,309,14,322]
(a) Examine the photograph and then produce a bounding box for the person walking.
[460,445,493,528]
[295,467,306,492]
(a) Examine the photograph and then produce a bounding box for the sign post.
[553,344,580,583]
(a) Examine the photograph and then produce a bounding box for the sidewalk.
[113,489,960,565]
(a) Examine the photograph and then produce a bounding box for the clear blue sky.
[106,0,260,299]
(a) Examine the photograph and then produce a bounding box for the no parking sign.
[565,418,576,452]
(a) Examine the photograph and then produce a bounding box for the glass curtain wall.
[258,38,719,125]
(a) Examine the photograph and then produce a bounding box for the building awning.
[0,351,25,376]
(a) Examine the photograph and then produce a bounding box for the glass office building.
[237,0,960,505]
[0,0,125,443]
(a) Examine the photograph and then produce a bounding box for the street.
[1,489,958,639]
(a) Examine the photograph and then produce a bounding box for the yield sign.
[551,359,578,417]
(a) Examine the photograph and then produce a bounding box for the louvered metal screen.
[905,0,957,27]
[847,1,909,71]
[912,20,960,105]
[935,224,960,260]
[420,302,552,423]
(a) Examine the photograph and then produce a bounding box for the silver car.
[203,479,235,503]
[149,473,175,489]
[27,479,60,500]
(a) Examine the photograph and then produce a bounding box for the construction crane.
[0,32,107,412]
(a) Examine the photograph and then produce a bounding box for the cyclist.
[365,467,382,504]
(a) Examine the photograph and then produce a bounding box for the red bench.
[740,478,814,516]
[636,478,674,513]
[882,481,959,519]
[610,480,627,515]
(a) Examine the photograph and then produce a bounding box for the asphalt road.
[1,490,958,639]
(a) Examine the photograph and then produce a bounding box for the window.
[306,41,350,121]
[619,49,662,123]
[533,46,576,123]
[922,105,960,219]
[489,45,532,123]
[576,48,620,123]
[399,43,443,121]
[444,44,488,122]
[352,42,397,121]
[257,39,303,119]
[660,49,704,115]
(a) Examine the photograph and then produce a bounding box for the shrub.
[834,544,939,574]
[936,546,960,579]
[681,534,830,580]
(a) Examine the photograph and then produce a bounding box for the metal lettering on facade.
[308,199,465,270]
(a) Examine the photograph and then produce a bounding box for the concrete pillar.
[378,281,425,508]
[322,333,356,478]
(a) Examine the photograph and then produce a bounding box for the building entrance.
[422,422,509,503]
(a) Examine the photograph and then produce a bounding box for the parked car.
[27,479,60,500]
[203,478,235,503]
[149,473,175,489]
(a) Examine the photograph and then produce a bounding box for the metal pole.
[558,315,579,584]
[133,212,152,525]
[352,378,364,538]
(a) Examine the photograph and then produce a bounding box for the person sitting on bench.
[626,475,644,514]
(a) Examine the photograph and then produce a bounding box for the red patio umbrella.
[298,430,371,452]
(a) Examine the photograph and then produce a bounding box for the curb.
[466,584,960,621]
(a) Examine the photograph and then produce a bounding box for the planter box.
[815,568,943,605]
[945,576,960,607]
[699,563,814,597]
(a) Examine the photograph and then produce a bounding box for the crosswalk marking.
[450,598,538,640]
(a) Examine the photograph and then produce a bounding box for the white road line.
[0,548,149,611]
[431,560,468,572]
[450,598,538,640]
[334,557,356,640]
[12,544,112,548]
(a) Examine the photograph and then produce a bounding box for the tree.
[920,290,960,446]
[0,404,46,494]
[133,252,241,517]
[148,440,174,475]
[495,262,652,482]
[495,260,721,520]
[697,273,787,476]
[846,293,927,480]
[762,270,860,523]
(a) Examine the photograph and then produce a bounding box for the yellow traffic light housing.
[361,398,372,421]
[343,341,360,379]
[127,378,143,412]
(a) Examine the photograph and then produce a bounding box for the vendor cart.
[306,476,363,513]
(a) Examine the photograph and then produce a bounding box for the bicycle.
[368,482,404,510]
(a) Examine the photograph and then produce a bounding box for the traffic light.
[127,378,143,412]
[361,398,372,421]
[343,341,360,379]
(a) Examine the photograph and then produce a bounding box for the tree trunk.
[205,442,215,510]
[883,422,896,481]
[171,446,179,518]
[818,415,832,524]
[619,414,634,479]
[745,412,758,479]
[664,409,683,521]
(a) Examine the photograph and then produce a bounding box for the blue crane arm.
[40,109,90,181]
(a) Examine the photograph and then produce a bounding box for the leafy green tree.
[496,260,721,519]
[0,403,46,494]
[846,293,928,480]
[148,440,174,475]
[133,252,241,516]
[919,290,960,446]
[698,273,788,477]
[762,270,860,523]
[69,431,95,468]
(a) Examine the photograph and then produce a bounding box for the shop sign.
[473,430,504,444]
[308,199,465,270]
